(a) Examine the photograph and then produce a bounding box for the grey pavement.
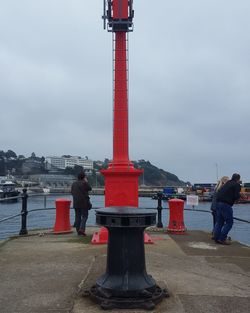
[0,227,249,313]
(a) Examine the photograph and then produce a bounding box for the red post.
[92,1,154,244]
[100,2,142,208]
[53,199,72,234]
[113,31,129,165]
[167,199,186,234]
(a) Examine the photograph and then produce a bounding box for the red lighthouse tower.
[101,0,142,207]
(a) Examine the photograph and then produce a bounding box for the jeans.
[213,202,233,242]
[211,210,216,228]
[210,210,217,235]
[75,208,89,232]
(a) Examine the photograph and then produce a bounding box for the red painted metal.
[101,30,142,207]
[93,0,153,244]
[167,199,186,234]
[113,0,128,19]
[100,170,142,207]
[113,32,128,165]
[53,199,72,234]
[101,1,142,207]
[91,227,109,244]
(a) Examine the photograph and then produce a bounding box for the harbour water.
[0,194,249,246]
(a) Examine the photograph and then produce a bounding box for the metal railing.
[0,189,55,235]
[0,190,249,238]
[154,192,250,227]
[0,189,104,236]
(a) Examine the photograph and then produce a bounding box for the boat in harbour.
[0,179,20,202]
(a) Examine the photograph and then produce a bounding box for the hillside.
[0,150,187,186]
[135,160,186,186]
[94,159,187,187]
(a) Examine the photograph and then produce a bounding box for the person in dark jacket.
[213,173,241,245]
[71,171,92,236]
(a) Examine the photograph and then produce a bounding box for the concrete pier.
[0,228,249,313]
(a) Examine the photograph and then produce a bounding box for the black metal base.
[88,208,169,310]
[88,284,169,310]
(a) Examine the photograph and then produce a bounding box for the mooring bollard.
[53,199,72,234]
[19,189,28,235]
[167,198,186,234]
[88,207,169,310]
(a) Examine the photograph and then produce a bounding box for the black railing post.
[156,192,163,228]
[19,189,28,235]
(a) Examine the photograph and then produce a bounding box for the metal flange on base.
[87,285,169,310]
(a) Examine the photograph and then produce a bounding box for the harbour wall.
[25,186,164,197]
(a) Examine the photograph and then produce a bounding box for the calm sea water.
[0,194,249,246]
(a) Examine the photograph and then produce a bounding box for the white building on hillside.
[46,156,65,170]
[46,156,93,171]
[77,158,93,170]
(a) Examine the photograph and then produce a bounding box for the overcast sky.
[0,0,249,183]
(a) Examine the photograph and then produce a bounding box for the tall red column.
[100,0,142,207]
[91,1,153,244]
[113,32,129,165]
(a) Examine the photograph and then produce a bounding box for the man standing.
[213,173,241,245]
[71,171,92,236]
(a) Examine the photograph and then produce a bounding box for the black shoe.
[216,239,231,245]
[78,229,86,236]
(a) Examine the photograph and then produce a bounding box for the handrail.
[0,191,249,238]
[0,192,68,202]
[0,213,22,223]
[25,192,65,197]
[0,204,103,224]
[183,207,250,223]
[152,193,250,225]
[0,195,22,202]
[0,206,249,225]
[0,207,67,224]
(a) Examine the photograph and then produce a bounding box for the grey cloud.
[0,0,249,182]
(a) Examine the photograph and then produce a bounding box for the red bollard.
[53,199,73,234]
[91,226,154,244]
[91,226,109,244]
[167,199,186,234]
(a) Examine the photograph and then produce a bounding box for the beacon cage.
[102,0,134,32]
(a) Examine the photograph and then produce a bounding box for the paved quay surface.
[0,227,249,313]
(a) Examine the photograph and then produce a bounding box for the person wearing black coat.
[71,171,92,236]
[213,173,241,245]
